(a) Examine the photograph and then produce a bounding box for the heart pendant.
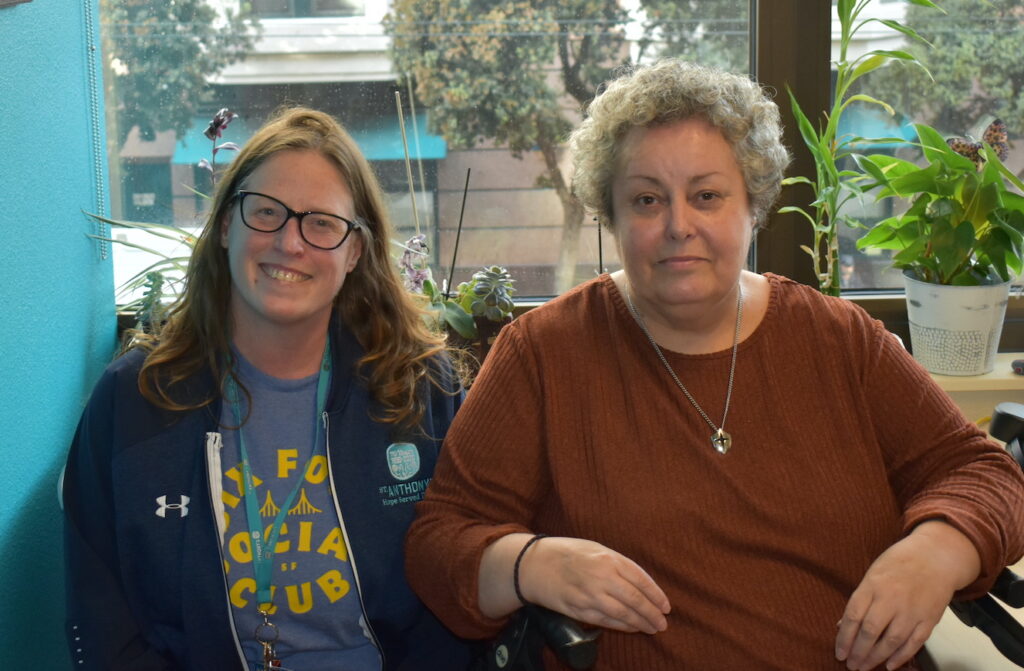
[711,428,732,455]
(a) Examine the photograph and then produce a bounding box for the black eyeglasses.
[236,190,360,250]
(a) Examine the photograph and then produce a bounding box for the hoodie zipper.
[323,410,386,669]
[205,431,250,671]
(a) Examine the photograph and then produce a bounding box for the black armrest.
[990,402,1024,446]
[527,605,600,670]
[480,606,599,671]
[950,595,1024,665]
[992,567,1024,609]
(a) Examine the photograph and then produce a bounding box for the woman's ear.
[220,212,231,249]
[345,232,363,272]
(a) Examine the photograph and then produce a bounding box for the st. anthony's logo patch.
[386,442,420,481]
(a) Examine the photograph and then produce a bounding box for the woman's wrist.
[478,532,536,619]
[514,534,548,606]
[910,519,982,590]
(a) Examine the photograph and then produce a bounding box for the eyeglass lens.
[240,192,351,250]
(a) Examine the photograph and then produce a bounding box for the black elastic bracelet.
[513,533,548,606]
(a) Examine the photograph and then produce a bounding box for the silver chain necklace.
[625,285,743,455]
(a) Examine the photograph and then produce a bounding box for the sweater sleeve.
[858,316,1024,599]
[405,321,551,639]
[62,359,176,670]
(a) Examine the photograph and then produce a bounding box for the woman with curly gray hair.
[406,60,1024,670]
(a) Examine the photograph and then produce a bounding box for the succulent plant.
[457,265,516,322]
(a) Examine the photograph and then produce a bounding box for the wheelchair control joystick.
[481,605,600,671]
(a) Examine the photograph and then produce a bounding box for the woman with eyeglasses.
[62,107,473,671]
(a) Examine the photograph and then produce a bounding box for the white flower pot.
[903,271,1011,376]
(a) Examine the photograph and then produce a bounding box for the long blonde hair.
[134,106,446,428]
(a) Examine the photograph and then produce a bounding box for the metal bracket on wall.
[82,0,109,259]
[0,0,33,8]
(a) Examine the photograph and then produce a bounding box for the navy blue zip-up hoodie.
[63,320,473,670]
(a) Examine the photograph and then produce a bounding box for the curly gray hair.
[570,59,791,229]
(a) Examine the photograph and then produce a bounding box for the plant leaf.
[871,19,932,47]
[850,54,886,82]
[906,0,945,12]
[787,88,824,161]
[839,93,895,118]
[778,206,817,226]
[442,302,476,338]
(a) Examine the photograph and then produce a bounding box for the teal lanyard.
[225,337,332,609]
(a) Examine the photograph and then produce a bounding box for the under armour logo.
[155,495,190,518]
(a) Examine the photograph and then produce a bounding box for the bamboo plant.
[780,0,942,296]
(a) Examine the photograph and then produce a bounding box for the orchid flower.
[200,109,240,184]
[204,108,238,140]
[399,234,432,293]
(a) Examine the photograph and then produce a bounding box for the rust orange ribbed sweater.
[406,273,1024,670]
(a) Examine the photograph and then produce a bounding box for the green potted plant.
[399,235,516,364]
[448,264,517,359]
[855,120,1024,374]
[419,267,516,340]
[781,0,941,296]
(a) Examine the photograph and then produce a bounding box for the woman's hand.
[478,534,670,634]
[835,520,981,670]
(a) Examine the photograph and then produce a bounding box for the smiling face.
[220,149,362,339]
[611,117,754,321]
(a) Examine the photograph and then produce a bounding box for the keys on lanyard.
[255,608,291,671]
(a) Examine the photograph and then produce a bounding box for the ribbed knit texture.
[406,273,1024,670]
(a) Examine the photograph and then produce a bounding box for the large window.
[99,1,1024,309]
[100,0,750,303]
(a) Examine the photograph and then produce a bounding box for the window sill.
[928,353,1024,424]
[929,353,1024,393]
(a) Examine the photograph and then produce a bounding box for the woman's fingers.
[835,592,883,667]
[836,523,970,670]
[524,536,670,634]
[884,622,932,670]
[590,554,670,632]
[843,610,916,671]
[576,578,667,634]
[837,602,933,671]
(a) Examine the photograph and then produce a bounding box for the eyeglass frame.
[234,189,361,250]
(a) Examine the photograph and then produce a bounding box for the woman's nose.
[666,203,696,239]
[275,214,307,253]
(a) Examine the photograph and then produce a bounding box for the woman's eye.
[635,194,658,206]
[696,191,719,203]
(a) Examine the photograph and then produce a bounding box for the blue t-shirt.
[219,349,382,671]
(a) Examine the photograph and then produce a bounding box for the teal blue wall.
[0,1,113,665]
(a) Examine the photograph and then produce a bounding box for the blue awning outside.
[172,112,446,165]
[351,112,447,161]
[836,102,917,151]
